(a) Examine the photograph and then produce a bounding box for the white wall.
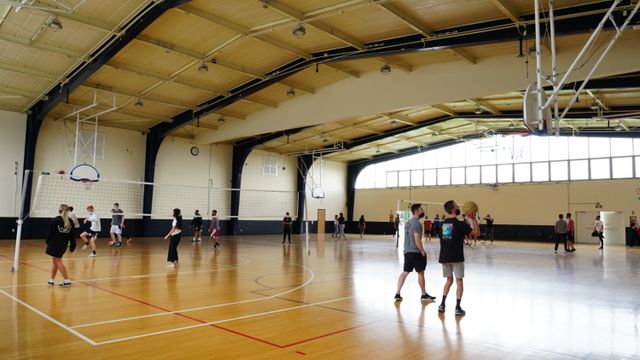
[30,119,147,218]
[0,110,26,217]
[34,119,146,180]
[241,150,297,219]
[305,159,347,221]
[153,137,232,219]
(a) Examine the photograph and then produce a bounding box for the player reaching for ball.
[438,200,480,316]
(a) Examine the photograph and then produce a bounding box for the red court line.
[1,253,366,352]
[281,324,365,348]
[295,351,307,355]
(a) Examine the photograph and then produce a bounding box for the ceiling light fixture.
[380,63,391,75]
[217,116,225,125]
[292,24,306,38]
[134,98,144,108]
[286,88,296,97]
[474,105,482,115]
[48,16,63,31]
[198,62,208,73]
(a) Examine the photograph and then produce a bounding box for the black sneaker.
[394,293,402,301]
[115,242,122,248]
[59,280,72,287]
[421,293,436,301]
[438,304,445,313]
[455,307,466,316]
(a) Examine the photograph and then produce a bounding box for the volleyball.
[462,201,478,217]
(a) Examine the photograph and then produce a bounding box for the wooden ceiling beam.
[466,98,502,115]
[178,4,358,79]
[260,0,409,75]
[489,0,521,24]
[0,33,82,58]
[430,104,458,116]
[378,2,476,65]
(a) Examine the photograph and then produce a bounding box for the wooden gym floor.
[0,234,638,359]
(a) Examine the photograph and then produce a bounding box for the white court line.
[93,296,353,346]
[72,262,315,329]
[0,257,252,290]
[0,288,97,346]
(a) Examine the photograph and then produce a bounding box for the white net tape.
[30,174,297,220]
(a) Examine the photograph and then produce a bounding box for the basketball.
[462,201,479,217]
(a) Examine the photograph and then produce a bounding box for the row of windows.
[379,157,638,188]
[356,135,640,189]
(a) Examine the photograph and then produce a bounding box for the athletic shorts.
[403,252,427,272]
[110,225,122,235]
[442,262,465,278]
[210,227,220,238]
[84,230,99,238]
[194,225,202,232]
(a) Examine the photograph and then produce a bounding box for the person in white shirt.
[164,208,182,268]
[80,205,100,257]
[594,215,604,250]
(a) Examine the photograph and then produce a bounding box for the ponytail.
[59,204,70,228]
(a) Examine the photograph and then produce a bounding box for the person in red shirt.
[566,213,576,252]
[423,215,433,242]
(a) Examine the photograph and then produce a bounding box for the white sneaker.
[82,244,88,250]
[88,253,97,257]
[167,262,175,268]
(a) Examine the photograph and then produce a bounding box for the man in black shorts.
[394,203,436,302]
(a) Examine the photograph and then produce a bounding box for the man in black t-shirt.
[438,200,479,316]
[282,212,292,244]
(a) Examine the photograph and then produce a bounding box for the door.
[317,209,325,235]
[576,211,599,244]
[601,211,625,245]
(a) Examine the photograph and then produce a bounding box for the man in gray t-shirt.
[554,213,568,254]
[394,203,436,302]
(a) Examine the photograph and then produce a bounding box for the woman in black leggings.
[164,208,182,268]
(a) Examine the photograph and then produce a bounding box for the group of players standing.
[44,203,224,285]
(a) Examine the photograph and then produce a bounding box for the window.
[451,167,465,185]
[481,165,496,184]
[590,158,610,179]
[435,147,451,168]
[437,168,450,185]
[514,163,531,182]
[424,169,437,186]
[611,138,633,157]
[569,137,589,159]
[411,170,423,186]
[497,164,513,183]
[262,156,278,176]
[451,143,466,167]
[612,157,633,179]
[570,160,589,180]
[353,134,638,189]
[550,161,568,181]
[530,136,549,162]
[532,162,549,182]
[398,171,410,187]
[549,137,568,160]
[375,164,387,188]
[387,171,398,187]
[589,138,610,158]
[466,166,480,184]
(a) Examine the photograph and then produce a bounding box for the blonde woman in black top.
[46,204,76,287]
